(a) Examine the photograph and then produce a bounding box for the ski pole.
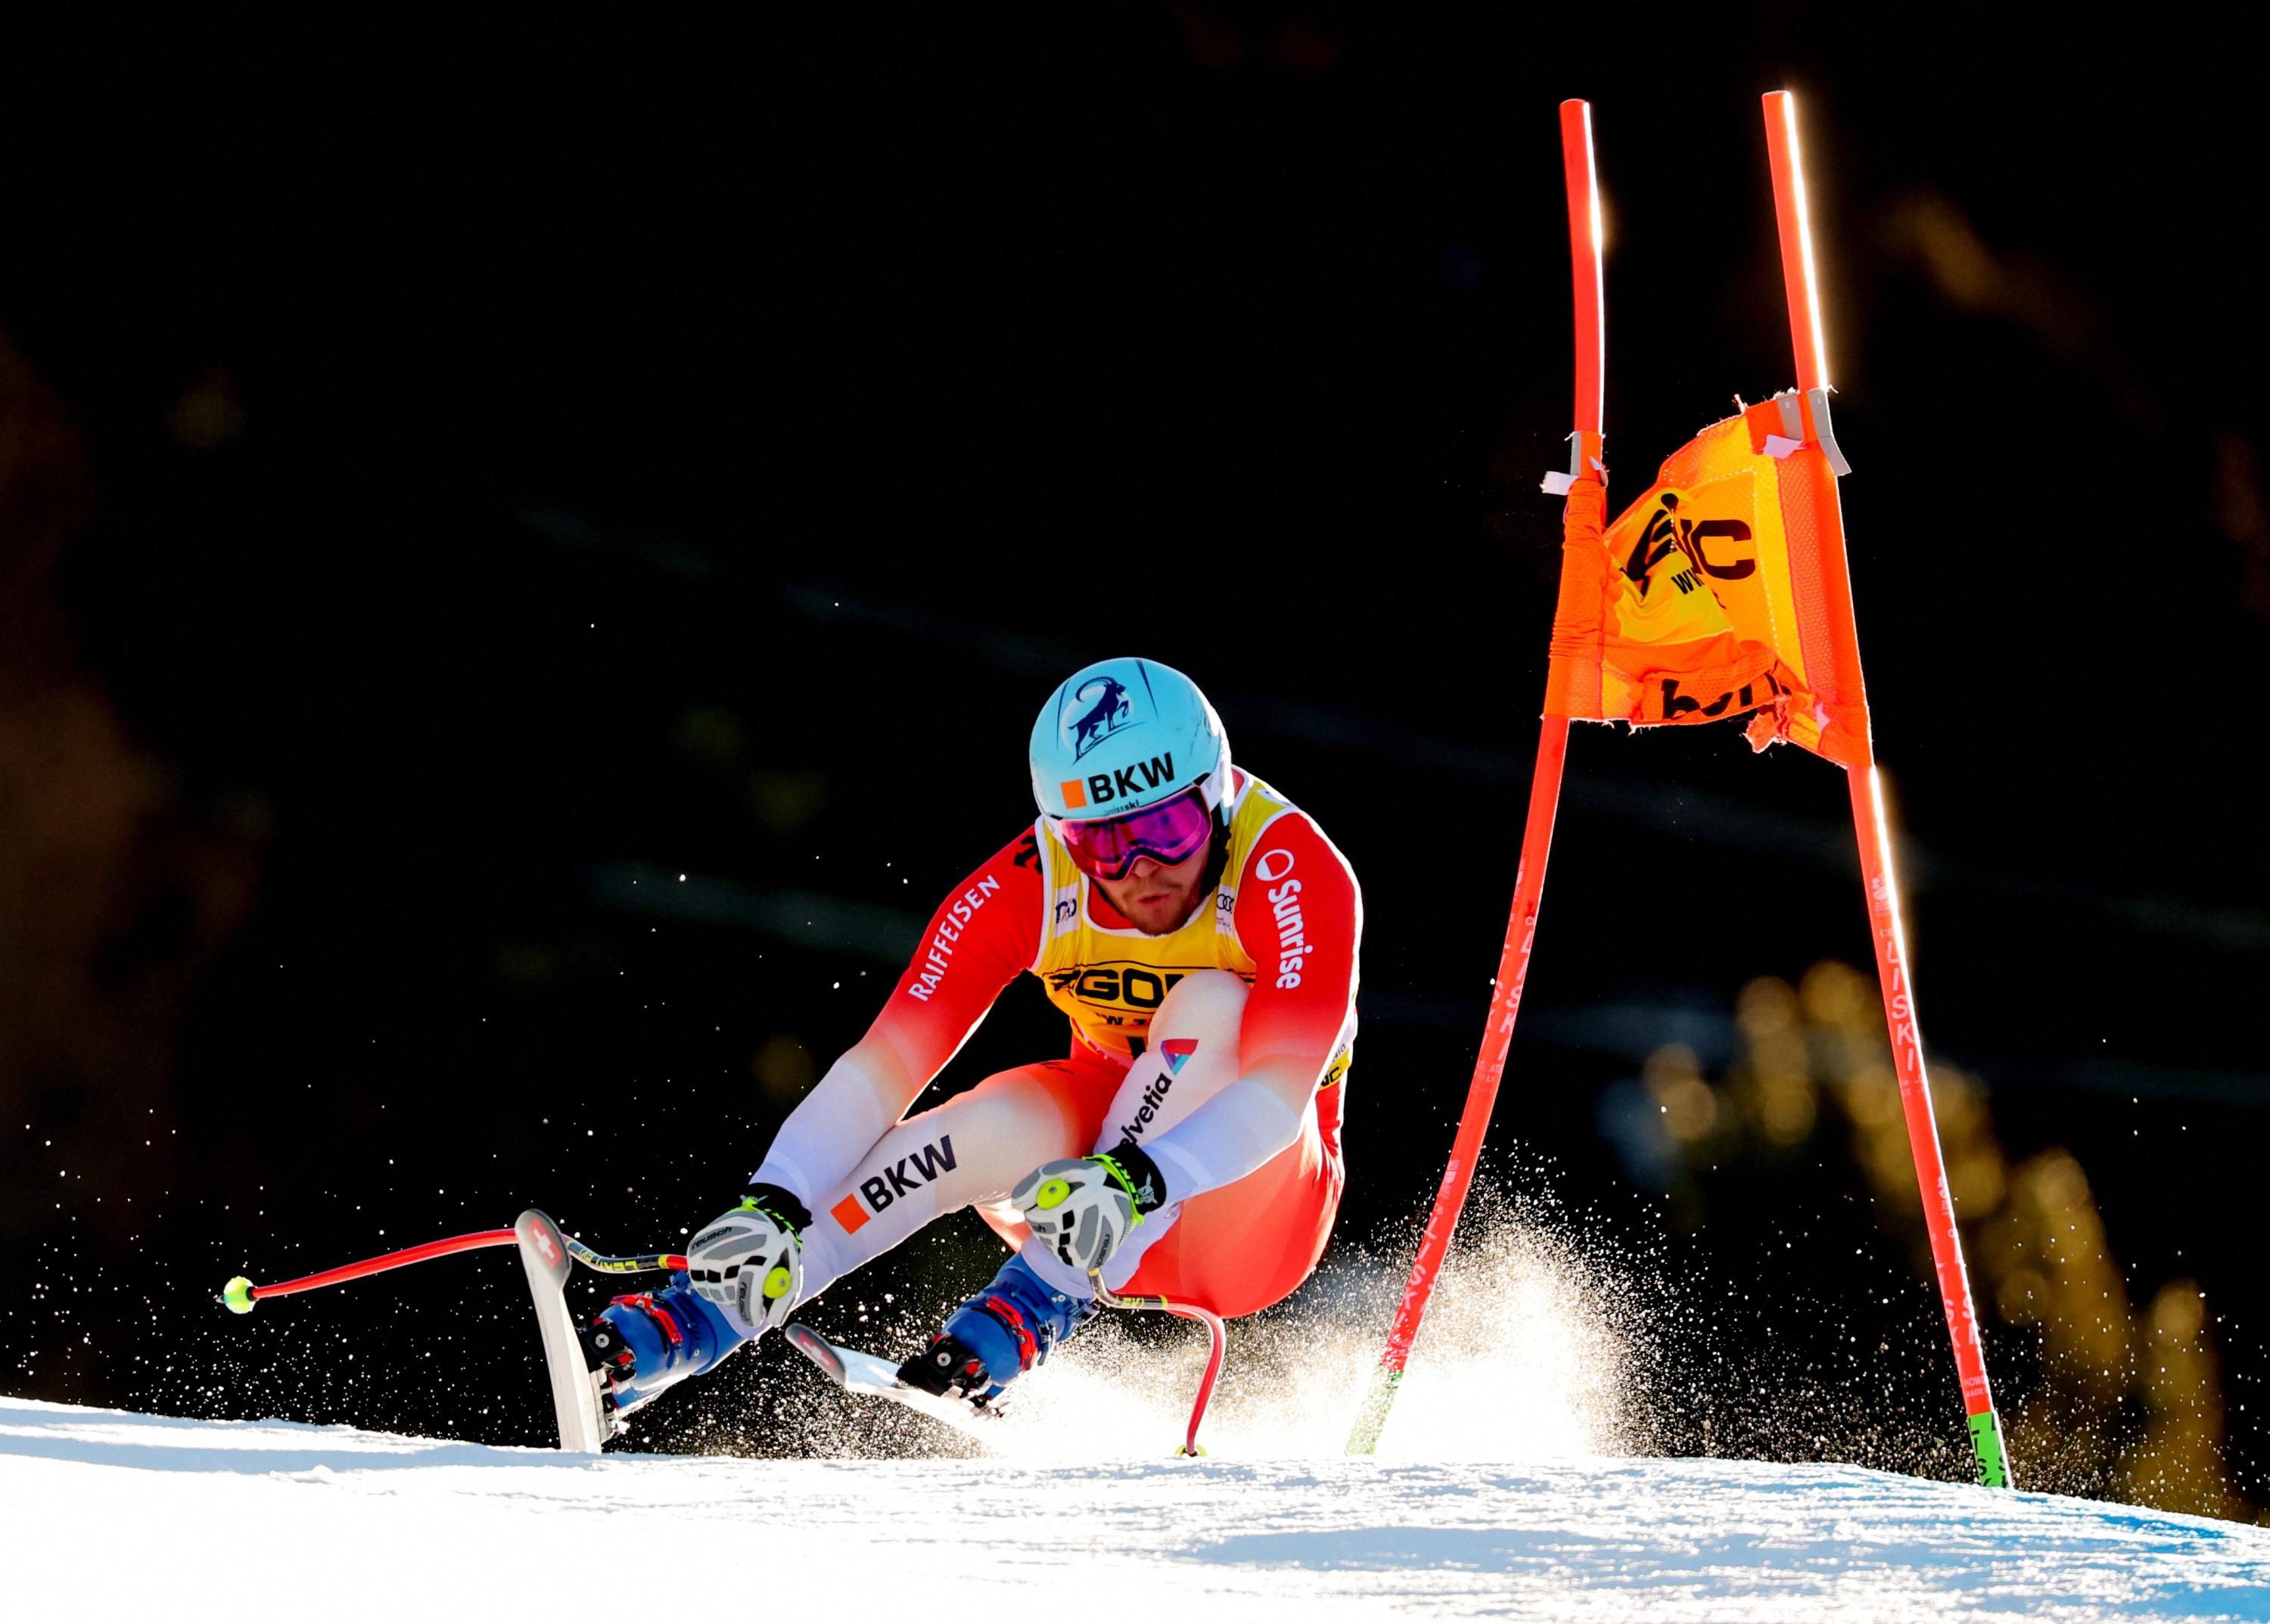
[1345,97,1600,1457]
[558,1237,692,1277]
[219,1226,688,1313]
[1093,1277,1227,1458]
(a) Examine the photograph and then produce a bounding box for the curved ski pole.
[1093,1275,1227,1458]
[220,1224,687,1311]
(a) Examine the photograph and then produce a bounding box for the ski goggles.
[1053,784,1217,883]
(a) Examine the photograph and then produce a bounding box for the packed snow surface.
[5,1395,2267,1622]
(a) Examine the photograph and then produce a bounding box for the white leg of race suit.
[1021,969,1249,1299]
[788,1062,1090,1304]
[788,969,1249,1311]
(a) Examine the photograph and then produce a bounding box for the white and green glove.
[1014,1143,1168,1278]
[687,1184,810,1336]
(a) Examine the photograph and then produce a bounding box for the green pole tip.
[1968,1408,2011,1489]
[221,1277,257,1314]
[1345,1364,1402,1456]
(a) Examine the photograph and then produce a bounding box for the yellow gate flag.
[1544,394,1872,769]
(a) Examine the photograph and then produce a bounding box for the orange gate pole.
[1763,88,2010,1487]
[1347,98,1600,1454]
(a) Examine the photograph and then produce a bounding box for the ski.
[515,1209,608,1454]
[784,1322,1000,1445]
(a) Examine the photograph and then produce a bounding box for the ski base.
[784,1322,1000,1445]
[516,1209,608,1454]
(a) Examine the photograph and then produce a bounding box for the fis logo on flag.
[1621,493,1755,595]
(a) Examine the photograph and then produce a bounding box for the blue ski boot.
[579,1182,812,1426]
[578,1277,748,1424]
[896,1252,1098,1406]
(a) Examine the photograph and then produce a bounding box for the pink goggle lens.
[1056,786,1215,882]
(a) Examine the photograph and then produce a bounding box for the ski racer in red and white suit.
[760,775,1357,1320]
[588,658,1360,1417]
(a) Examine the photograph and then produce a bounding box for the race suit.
[752,769,1360,1318]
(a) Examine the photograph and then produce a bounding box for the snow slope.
[6,1395,2266,1622]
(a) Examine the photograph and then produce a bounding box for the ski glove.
[688,1184,811,1336]
[1013,1142,1167,1279]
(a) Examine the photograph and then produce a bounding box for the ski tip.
[783,1322,847,1385]
[513,1210,573,1287]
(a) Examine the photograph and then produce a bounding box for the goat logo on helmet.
[1062,675,1142,760]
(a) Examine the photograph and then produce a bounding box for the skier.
[578,656,1360,1426]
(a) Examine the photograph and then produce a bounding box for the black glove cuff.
[743,1181,813,1234]
[1101,1140,1168,1215]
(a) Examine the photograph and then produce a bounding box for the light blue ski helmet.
[1029,657,1230,823]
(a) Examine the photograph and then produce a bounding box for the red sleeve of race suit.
[1230,811,1361,1082]
[859,828,1046,1089]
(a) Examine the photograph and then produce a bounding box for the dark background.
[4,8,2263,1508]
